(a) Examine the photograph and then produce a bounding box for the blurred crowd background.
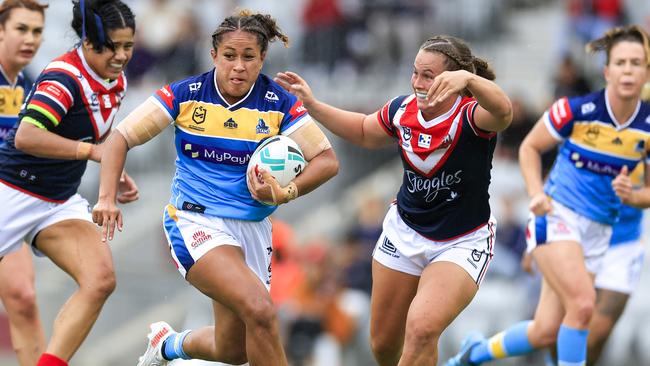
[2,0,650,365]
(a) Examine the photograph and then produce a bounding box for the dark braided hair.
[71,0,135,52]
[586,24,650,66]
[211,9,289,54]
[420,35,495,97]
[0,0,47,26]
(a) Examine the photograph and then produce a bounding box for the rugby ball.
[247,135,306,188]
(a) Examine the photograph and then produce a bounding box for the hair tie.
[80,0,86,40]
[94,12,105,45]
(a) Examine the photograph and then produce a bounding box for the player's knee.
[370,332,401,362]
[239,296,277,330]
[567,294,596,327]
[404,318,442,349]
[1,284,38,318]
[79,266,116,302]
[529,322,561,347]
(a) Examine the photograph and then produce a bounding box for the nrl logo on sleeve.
[192,106,207,124]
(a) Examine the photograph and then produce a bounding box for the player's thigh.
[35,219,113,281]
[533,241,594,304]
[370,259,419,344]
[0,244,36,301]
[406,261,477,334]
[186,245,272,317]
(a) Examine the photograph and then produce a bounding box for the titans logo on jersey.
[150,70,310,221]
[377,94,496,241]
[0,48,127,202]
[0,65,28,142]
[544,89,650,225]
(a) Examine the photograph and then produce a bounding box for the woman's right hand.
[92,199,123,242]
[529,192,552,216]
[274,71,316,108]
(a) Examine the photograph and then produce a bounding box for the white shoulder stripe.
[149,96,174,123]
[544,112,564,141]
[45,61,82,78]
[34,91,68,112]
[40,80,74,103]
[282,114,312,136]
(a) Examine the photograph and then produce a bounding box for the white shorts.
[162,204,273,289]
[594,241,645,295]
[372,204,496,285]
[0,182,92,257]
[526,200,611,273]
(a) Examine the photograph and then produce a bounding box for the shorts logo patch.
[378,237,400,258]
[554,222,571,235]
[471,249,482,262]
[190,230,212,248]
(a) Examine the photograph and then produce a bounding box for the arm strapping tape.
[115,99,173,148]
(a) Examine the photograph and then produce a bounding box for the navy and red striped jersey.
[378,94,496,241]
[0,48,127,202]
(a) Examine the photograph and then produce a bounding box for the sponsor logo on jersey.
[192,106,207,124]
[102,94,112,108]
[256,118,270,134]
[418,133,432,148]
[581,102,596,114]
[635,140,645,152]
[191,230,212,248]
[264,91,279,102]
[405,169,462,203]
[90,93,100,111]
[289,101,307,119]
[182,139,251,166]
[224,117,238,129]
[189,82,202,92]
[402,126,412,141]
[585,126,599,141]
[181,201,206,214]
[611,137,623,145]
[439,134,453,149]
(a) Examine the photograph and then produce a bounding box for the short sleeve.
[151,84,180,121]
[376,95,408,137]
[279,96,311,135]
[21,75,77,130]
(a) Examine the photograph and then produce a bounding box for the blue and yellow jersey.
[0,65,28,142]
[544,89,650,225]
[611,163,644,246]
[151,70,310,221]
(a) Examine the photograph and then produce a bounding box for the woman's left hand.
[613,165,633,204]
[117,171,139,204]
[247,167,293,205]
[427,70,472,107]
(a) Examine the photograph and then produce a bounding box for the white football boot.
[137,321,175,366]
